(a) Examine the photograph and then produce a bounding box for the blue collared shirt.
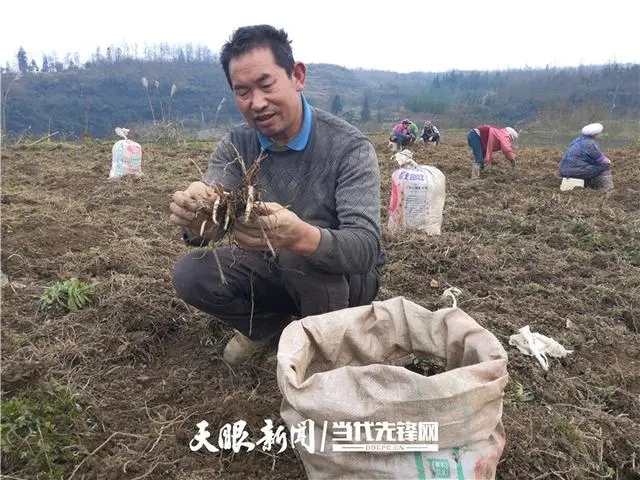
[257,94,312,151]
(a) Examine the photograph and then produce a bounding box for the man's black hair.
[220,24,295,87]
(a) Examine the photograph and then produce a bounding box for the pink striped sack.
[109,127,142,179]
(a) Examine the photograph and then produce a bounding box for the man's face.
[229,47,306,145]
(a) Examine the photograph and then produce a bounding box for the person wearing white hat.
[559,123,613,190]
[467,124,519,178]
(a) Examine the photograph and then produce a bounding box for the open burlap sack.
[277,296,509,480]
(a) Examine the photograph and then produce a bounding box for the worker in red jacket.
[467,125,518,178]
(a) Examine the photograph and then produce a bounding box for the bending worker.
[467,124,518,178]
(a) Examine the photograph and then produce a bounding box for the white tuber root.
[212,197,221,225]
[244,185,255,222]
[199,219,208,237]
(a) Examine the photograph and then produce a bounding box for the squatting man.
[169,24,386,365]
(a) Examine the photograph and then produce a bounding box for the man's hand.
[169,181,219,235]
[232,202,321,256]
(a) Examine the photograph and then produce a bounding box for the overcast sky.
[1,0,638,73]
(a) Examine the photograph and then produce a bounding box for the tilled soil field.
[1,134,639,479]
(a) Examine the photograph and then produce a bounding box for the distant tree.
[93,47,102,63]
[106,47,113,63]
[17,46,28,73]
[330,94,343,115]
[177,48,186,63]
[64,54,75,70]
[360,93,371,123]
[41,55,49,73]
[4,62,10,73]
[404,94,449,114]
[2,71,21,134]
[30,59,39,73]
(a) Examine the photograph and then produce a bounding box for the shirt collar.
[257,94,312,151]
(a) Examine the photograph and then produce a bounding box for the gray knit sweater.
[204,107,381,275]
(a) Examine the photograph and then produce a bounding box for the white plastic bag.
[388,149,446,235]
[109,127,142,179]
[509,325,573,371]
[277,296,509,480]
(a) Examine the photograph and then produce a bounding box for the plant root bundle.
[195,150,275,256]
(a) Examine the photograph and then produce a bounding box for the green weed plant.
[38,278,95,312]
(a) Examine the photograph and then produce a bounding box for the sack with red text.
[388,149,446,235]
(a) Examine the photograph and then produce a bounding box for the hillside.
[1,58,638,139]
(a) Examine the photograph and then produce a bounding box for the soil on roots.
[1,137,638,479]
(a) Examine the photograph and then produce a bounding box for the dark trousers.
[390,134,411,149]
[422,133,440,145]
[173,247,381,340]
[585,169,614,190]
[467,130,484,166]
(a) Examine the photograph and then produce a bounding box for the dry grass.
[1,135,639,479]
